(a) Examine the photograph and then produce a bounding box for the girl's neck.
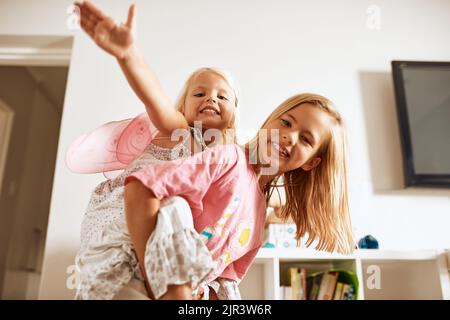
[201,128,226,146]
[243,143,276,192]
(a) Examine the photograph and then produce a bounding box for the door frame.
[0,100,14,196]
[0,35,72,67]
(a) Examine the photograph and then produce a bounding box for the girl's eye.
[194,93,205,97]
[218,95,228,101]
[280,119,291,127]
[301,136,311,146]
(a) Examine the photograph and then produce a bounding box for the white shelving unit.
[239,248,450,300]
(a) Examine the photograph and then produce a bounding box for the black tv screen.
[392,61,450,188]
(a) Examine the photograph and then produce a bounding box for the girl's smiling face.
[183,71,236,131]
[261,103,333,175]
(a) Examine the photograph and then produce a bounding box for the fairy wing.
[65,113,158,174]
[116,112,158,164]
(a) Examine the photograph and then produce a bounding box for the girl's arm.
[76,1,188,134]
[117,46,188,134]
[123,179,160,299]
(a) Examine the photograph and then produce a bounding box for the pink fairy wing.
[65,119,130,173]
[65,113,159,174]
[116,112,159,164]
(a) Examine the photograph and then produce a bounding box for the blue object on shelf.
[287,226,295,235]
[358,235,379,249]
[262,242,276,248]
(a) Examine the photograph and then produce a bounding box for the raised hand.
[75,1,136,60]
[74,1,185,134]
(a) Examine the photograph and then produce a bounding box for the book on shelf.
[299,268,307,300]
[341,283,355,300]
[280,286,292,300]
[317,271,338,300]
[333,282,344,300]
[282,268,358,300]
[307,273,323,300]
[289,267,297,300]
[288,267,307,300]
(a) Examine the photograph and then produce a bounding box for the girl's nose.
[282,130,298,146]
[206,96,217,103]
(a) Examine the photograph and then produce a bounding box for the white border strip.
[0,46,71,66]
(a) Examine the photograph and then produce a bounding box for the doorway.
[0,35,72,299]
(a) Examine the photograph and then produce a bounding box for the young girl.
[124,93,355,300]
[73,1,239,299]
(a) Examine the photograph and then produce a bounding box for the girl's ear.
[301,157,321,171]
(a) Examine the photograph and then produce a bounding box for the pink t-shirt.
[125,144,266,283]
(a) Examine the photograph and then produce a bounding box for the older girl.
[125,93,355,299]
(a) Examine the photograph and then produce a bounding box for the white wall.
[1,0,449,299]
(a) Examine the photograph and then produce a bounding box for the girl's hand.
[75,1,136,60]
[193,286,205,300]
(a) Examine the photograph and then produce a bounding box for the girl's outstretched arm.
[76,1,188,134]
[117,45,189,134]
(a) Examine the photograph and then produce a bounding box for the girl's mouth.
[271,141,290,159]
[200,106,221,115]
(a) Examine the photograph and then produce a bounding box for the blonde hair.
[174,67,239,143]
[260,93,355,254]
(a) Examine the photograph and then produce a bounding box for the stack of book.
[280,268,357,300]
[281,267,308,299]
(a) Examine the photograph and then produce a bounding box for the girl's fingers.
[125,4,135,29]
[77,3,94,25]
[88,13,99,24]
[79,20,95,39]
[73,1,83,15]
[78,2,100,24]
[74,2,84,18]
[83,1,107,20]
[77,1,117,44]
[77,1,120,33]
[81,15,96,31]
[80,17,94,34]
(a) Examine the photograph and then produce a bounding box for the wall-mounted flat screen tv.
[392,61,450,188]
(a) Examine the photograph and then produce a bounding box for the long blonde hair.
[260,93,355,254]
[174,67,239,143]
